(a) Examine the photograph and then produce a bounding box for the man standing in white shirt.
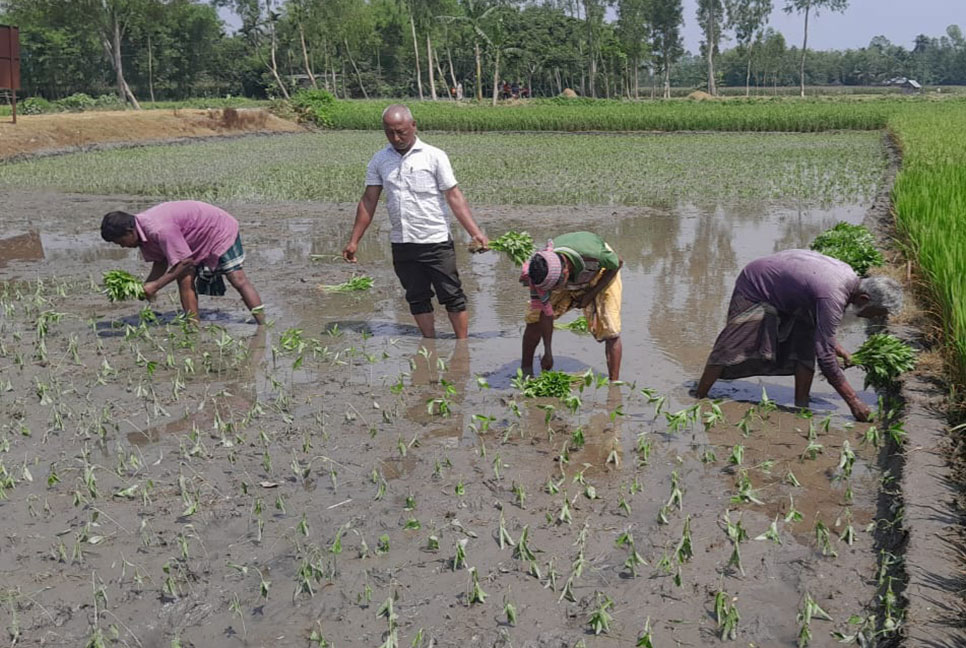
[343,104,488,339]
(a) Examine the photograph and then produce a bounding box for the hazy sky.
[219,1,962,53]
[679,0,961,53]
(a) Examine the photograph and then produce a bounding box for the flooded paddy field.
[0,132,901,647]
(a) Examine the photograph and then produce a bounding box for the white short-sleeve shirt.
[365,138,458,244]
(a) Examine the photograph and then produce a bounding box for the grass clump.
[102,270,145,302]
[851,334,916,389]
[809,222,884,276]
[319,276,374,293]
[514,370,574,399]
[489,231,535,266]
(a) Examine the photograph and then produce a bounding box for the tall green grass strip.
[890,102,966,387]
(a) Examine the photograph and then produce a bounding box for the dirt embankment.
[0,107,303,161]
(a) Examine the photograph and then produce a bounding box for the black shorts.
[391,240,466,315]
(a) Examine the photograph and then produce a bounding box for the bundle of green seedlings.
[515,370,574,399]
[809,222,884,276]
[851,333,916,390]
[102,270,145,301]
[555,315,589,334]
[489,231,536,266]
[319,275,374,293]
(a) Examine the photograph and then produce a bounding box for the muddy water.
[0,190,887,648]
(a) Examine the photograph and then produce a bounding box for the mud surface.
[0,188,896,647]
[0,109,301,161]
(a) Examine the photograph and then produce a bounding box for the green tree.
[725,0,771,95]
[439,0,498,101]
[649,0,683,98]
[697,0,724,94]
[616,0,649,98]
[783,0,848,96]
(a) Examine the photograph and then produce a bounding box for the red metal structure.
[0,25,21,123]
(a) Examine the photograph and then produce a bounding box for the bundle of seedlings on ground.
[319,275,374,293]
[489,231,535,266]
[809,222,884,275]
[555,315,589,334]
[102,270,145,301]
[851,333,916,389]
[514,370,574,398]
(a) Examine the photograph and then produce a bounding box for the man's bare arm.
[344,185,382,262]
[444,186,488,249]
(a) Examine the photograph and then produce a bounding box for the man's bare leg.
[225,269,265,324]
[413,313,436,338]
[176,273,200,321]
[604,336,622,381]
[695,363,723,398]
[447,310,469,340]
[521,322,542,376]
[794,364,814,408]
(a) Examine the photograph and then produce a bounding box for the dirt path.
[0,108,302,160]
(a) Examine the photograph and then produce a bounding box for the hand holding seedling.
[342,241,359,263]
[142,280,160,301]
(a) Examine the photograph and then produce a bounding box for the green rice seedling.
[814,519,837,557]
[836,441,856,480]
[757,387,777,417]
[512,482,526,508]
[664,408,689,434]
[498,512,515,550]
[616,530,647,576]
[701,447,718,463]
[503,590,517,625]
[703,400,725,430]
[488,231,535,266]
[714,591,740,640]
[801,438,824,460]
[636,617,654,647]
[785,496,804,523]
[512,525,536,561]
[636,433,652,465]
[728,444,744,466]
[831,613,877,645]
[675,516,693,563]
[102,270,145,302]
[861,425,882,448]
[588,592,614,635]
[722,511,749,574]
[319,275,374,292]
[555,315,589,334]
[809,222,884,276]
[376,534,391,555]
[785,470,802,487]
[851,334,916,389]
[467,567,487,605]
[666,470,684,511]
[514,369,574,399]
[731,470,764,505]
[557,497,572,525]
[838,508,857,545]
[797,592,833,647]
[452,538,468,570]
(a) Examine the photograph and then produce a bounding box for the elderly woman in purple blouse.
[695,249,902,421]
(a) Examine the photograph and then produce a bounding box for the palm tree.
[438,0,499,102]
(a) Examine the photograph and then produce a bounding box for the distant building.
[882,77,922,94]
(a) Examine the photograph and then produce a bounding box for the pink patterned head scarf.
[520,239,563,316]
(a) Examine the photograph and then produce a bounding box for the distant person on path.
[100,201,265,324]
[519,233,623,380]
[456,82,463,100]
[342,104,488,339]
[694,249,902,421]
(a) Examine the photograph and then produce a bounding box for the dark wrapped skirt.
[708,292,815,379]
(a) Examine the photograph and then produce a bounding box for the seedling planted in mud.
[467,567,487,605]
[715,591,741,640]
[588,592,614,635]
[503,590,517,625]
[814,519,838,557]
[636,617,655,647]
[797,592,833,647]
[755,516,783,545]
[675,516,694,563]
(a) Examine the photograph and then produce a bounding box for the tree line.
[1,0,964,105]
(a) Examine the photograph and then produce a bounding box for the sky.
[679,0,961,53]
[218,1,962,54]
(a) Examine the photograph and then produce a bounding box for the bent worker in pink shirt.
[100,201,265,324]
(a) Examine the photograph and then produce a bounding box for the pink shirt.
[135,201,239,271]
